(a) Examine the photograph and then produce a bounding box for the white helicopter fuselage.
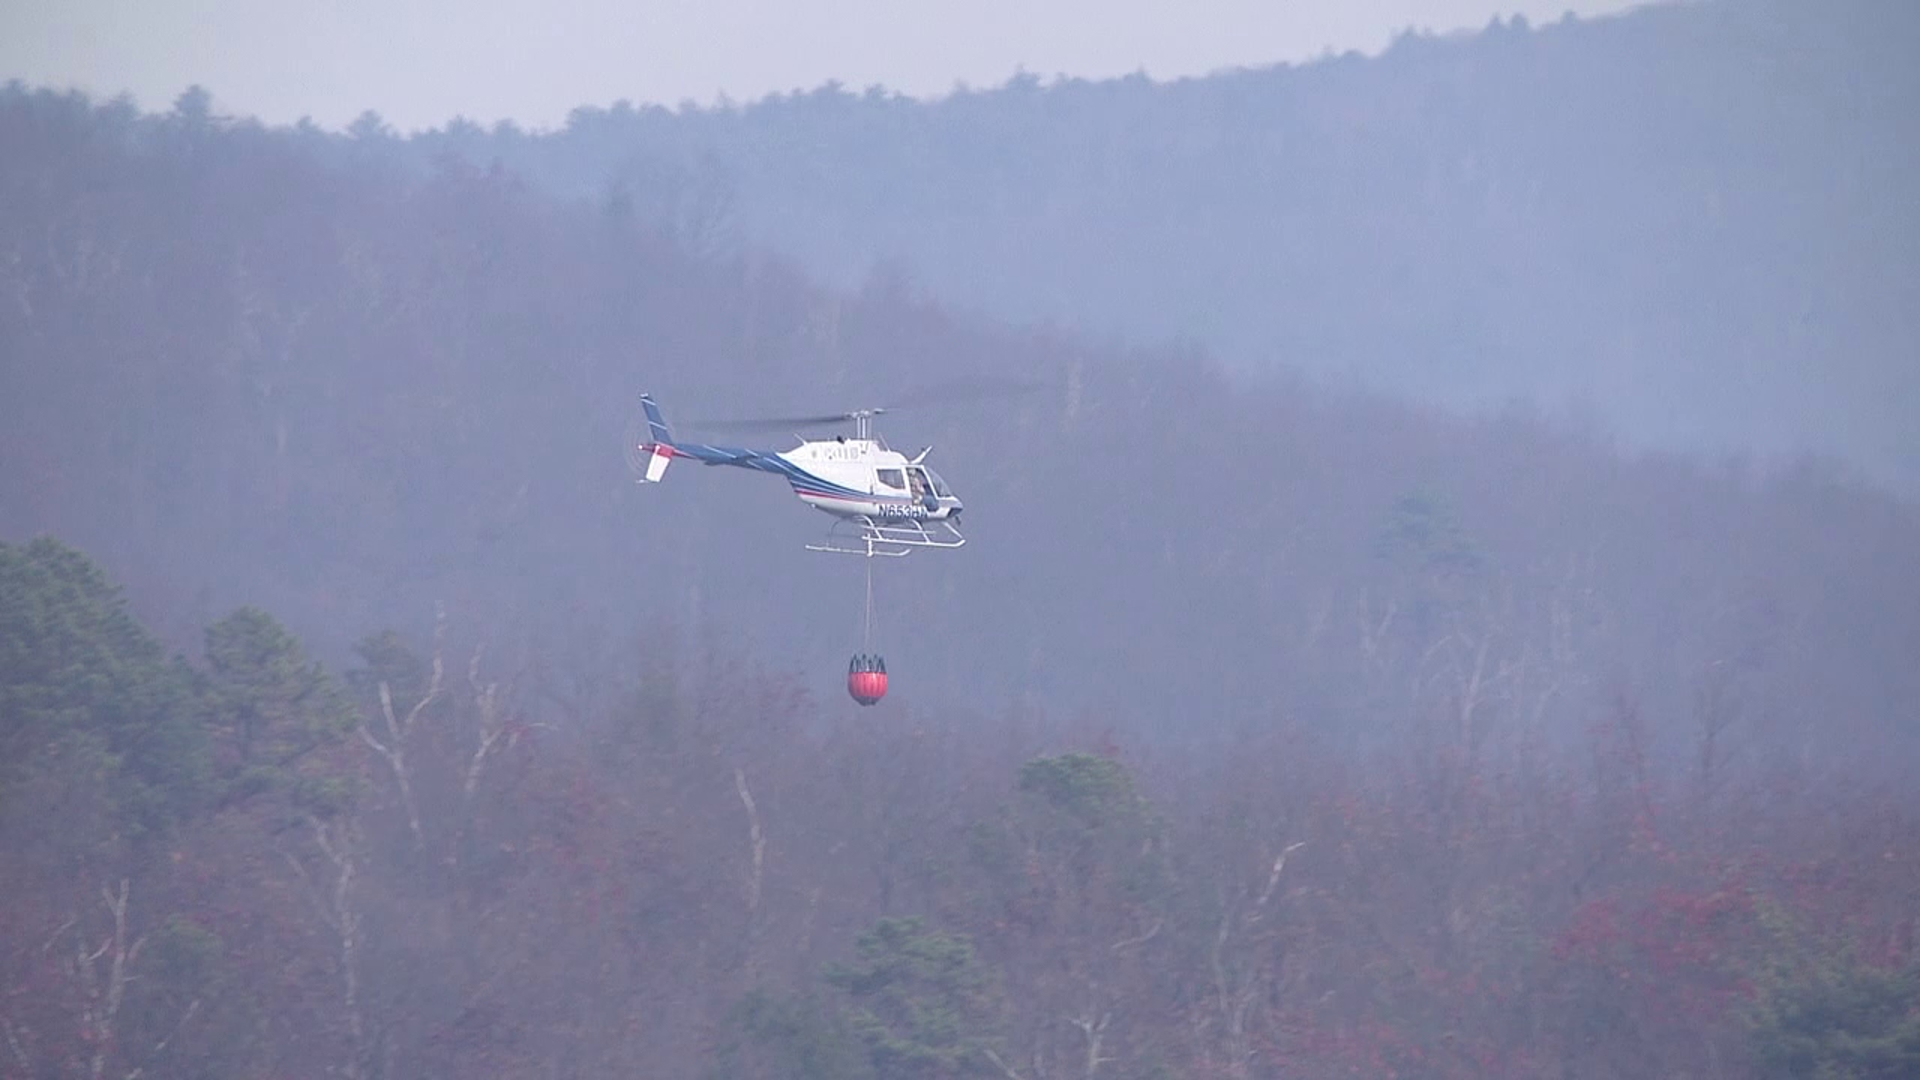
[779,438,963,523]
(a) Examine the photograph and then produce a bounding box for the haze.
[7,0,1645,129]
[4,1,1919,1077]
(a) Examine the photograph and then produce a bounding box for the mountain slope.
[1,83,1916,772]
[428,0,1920,493]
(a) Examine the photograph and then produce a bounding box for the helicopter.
[627,393,967,557]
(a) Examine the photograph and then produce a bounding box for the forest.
[3,3,1919,1077]
[5,531,1918,1080]
[404,0,1920,497]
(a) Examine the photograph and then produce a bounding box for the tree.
[0,540,233,1079]
[0,536,208,851]
[1745,904,1920,1079]
[1748,962,1920,1079]
[970,754,1172,1078]
[201,606,356,815]
[170,85,213,127]
[826,917,1008,1080]
[346,110,392,141]
[711,990,874,1080]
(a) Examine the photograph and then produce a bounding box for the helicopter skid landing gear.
[807,516,965,558]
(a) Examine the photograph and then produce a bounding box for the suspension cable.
[863,556,875,653]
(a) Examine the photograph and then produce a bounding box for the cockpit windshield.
[923,468,952,497]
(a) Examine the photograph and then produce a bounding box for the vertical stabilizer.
[636,394,675,482]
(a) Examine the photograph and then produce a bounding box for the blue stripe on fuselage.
[678,444,910,502]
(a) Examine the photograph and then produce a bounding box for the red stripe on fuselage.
[794,488,916,505]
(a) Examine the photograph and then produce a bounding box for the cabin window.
[876,469,906,490]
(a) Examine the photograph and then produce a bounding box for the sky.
[4,0,1648,133]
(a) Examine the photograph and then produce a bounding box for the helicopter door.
[906,467,937,509]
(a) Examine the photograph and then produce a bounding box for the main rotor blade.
[687,413,854,433]
[687,377,1042,433]
[879,375,1044,412]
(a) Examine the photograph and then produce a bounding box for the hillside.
[418,0,1920,494]
[3,60,1920,1080]
[2,81,1916,766]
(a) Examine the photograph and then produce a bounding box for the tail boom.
[631,393,783,482]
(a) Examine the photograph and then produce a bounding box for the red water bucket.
[848,653,888,706]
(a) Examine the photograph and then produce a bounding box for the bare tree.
[735,766,768,985]
[3,881,203,1080]
[463,643,515,802]
[283,816,367,1080]
[359,612,446,850]
[1692,657,1743,837]
[1207,841,1305,1079]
